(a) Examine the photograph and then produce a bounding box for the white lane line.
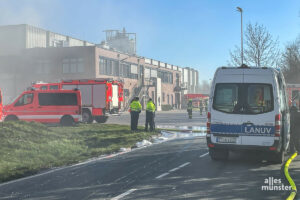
[169,167,180,172]
[177,162,190,169]
[156,162,191,179]
[111,189,137,200]
[199,152,209,158]
[169,162,190,173]
[155,172,170,179]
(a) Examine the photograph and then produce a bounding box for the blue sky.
[1,0,300,81]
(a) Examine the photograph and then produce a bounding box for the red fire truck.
[32,79,123,123]
[0,89,3,121]
[286,83,300,108]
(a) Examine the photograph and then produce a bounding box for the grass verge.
[0,121,159,183]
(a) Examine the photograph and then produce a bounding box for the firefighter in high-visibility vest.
[187,99,193,119]
[145,98,156,131]
[199,99,203,115]
[130,97,142,131]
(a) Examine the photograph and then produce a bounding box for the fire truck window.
[40,86,48,90]
[15,93,34,106]
[38,93,77,106]
[50,85,59,90]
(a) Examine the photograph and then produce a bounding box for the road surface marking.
[199,152,209,158]
[169,167,180,172]
[169,162,190,173]
[156,162,191,179]
[155,172,170,179]
[177,162,190,169]
[111,189,137,200]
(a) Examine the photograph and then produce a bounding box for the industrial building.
[0,24,200,110]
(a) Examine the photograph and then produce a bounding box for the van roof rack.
[238,64,249,68]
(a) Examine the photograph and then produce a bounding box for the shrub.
[161,104,173,111]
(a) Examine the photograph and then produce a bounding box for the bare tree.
[229,23,280,67]
[280,38,300,83]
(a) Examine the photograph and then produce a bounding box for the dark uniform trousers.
[131,111,140,131]
[145,111,155,131]
[290,107,300,152]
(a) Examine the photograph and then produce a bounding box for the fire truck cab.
[286,84,300,108]
[32,79,124,123]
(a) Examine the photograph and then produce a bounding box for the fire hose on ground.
[285,152,298,200]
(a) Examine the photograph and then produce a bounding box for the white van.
[207,65,290,163]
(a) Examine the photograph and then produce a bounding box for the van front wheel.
[60,115,74,126]
[209,148,229,161]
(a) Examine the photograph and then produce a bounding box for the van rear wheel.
[60,115,74,126]
[95,116,108,123]
[209,148,229,161]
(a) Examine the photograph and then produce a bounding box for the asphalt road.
[107,110,206,127]
[0,136,294,200]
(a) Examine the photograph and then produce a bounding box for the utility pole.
[236,7,243,65]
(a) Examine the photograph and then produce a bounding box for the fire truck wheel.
[82,109,93,123]
[95,116,108,123]
[4,115,18,122]
[60,115,74,126]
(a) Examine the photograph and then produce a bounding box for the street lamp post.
[236,7,243,65]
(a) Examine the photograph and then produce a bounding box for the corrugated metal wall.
[26,25,47,48]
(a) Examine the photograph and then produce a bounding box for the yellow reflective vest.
[146,101,156,112]
[130,100,142,112]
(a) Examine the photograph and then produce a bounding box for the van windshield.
[213,83,274,114]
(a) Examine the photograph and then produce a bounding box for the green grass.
[0,121,159,183]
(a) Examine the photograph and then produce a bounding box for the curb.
[285,152,298,200]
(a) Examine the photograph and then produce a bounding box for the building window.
[62,58,84,74]
[122,63,130,78]
[167,94,170,104]
[99,57,139,79]
[162,93,165,102]
[99,58,106,74]
[158,70,173,84]
[106,60,112,75]
[99,57,119,76]
[113,61,119,76]
[36,60,51,74]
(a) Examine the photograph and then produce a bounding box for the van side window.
[281,77,289,111]
[15,93,34,106]
[277,75,286,112]
[38,93,77,106]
